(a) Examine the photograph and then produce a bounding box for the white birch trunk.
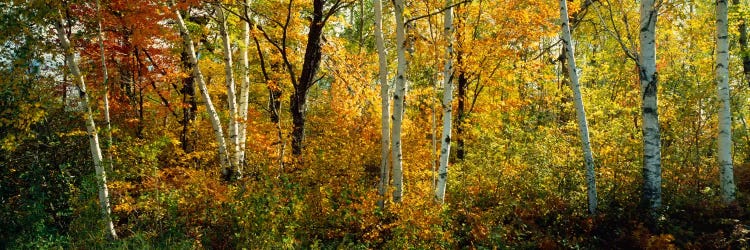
[639,0,662,210]
[238,0,252,169]
[173,5,232,172]
[96,0,114,172]
[55,10,118,240]
[716,0,736,203]
[435,0,454,203]
[559,0,597,214]
[216,4,242,176]
[391,0,407,203]
[375,0,391,208]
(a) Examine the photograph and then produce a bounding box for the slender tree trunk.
[456,62,467,160]
[173,4,232,174]
[256,32,282,124]
[54,9,118,240]
[216,4,242,177]
[639,0,662,211]
[454,7,467,161]
[291,0,326,156]
[716,0,737,203]
[291,87,309,156]
[238,0,252,168]
[179,50,198,153]
[560,0,597,214]
[734,0,750,84]
[96,0,114,172]
[136,73,144,139]
[374,0,391,209]
[435,0,454,203]
[391,0,407,203]
[251,33,285,171]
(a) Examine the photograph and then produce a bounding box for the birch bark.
[55,9,118,240]
[391,0,407,203]
[173,4,232,173]
[96,0,114,172]
[559,0,597,214]
[375,0,391,208]
[216,4,242,176]
[238,0,252,168]
[716,0,736,203]
[639,0,662,211]
[435,0,454,203]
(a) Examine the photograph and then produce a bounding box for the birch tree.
[639,0,662,211]
[172,3,233,175]
[716,0,736,203]
[375,0,391,208]
[238,0,252,168]
[216,3,242,177]
[559,0,597,214]
[54,7,118,240]
[96,0,114,172]
[435,0,454,203]
[392,0,408,202]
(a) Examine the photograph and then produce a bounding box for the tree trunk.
[435,0,454,203]
[96,0,114,172]
[216,4,242,177]
[734,0,750,85]
[291,87,310,156]
[455,6,467,162]
[456,70,467,161]
[391,0,407,203]
[173,4,233,175]
[251,33,285,171]
[716,0,736,203]
[54,9,118,240]
[179,49,198,153]
[254,32,282,123]
[560,0,597,214]
[639,0,662,211]
[238,0,252,168]
[375,0,391,209]
[291,0,326,156]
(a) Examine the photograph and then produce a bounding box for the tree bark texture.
[55,9,118,240]
[639,0,662,211]
[716,0,736,203]
[238,0,252,168]
[291,0,326,156]
[560,0,597,214]
[391,0,408,203]
[173,4,233,174]
[435,0,454,202]
[216,4,242,177]
[375,0,391,209]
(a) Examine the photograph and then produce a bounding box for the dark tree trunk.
[270,88,282,123]
[455,9,467,161]
[456,70,467,161]
[137,86,144,139]
[179,50,197,153]
[252,35,282,123]
[291,87,310,156]
[290,0,326,156]
[736,0,750,84]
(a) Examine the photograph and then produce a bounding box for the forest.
[2,0,750,248]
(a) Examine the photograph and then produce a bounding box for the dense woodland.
[3,0,750,248]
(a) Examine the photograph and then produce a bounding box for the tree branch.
[405,0,472,26]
